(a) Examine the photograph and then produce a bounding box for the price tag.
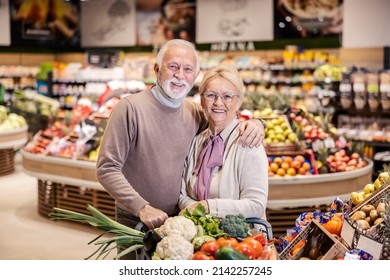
[353,83,365,92]
[340,219,355,249]
[339,83,352,92]
[311,140,325,152]
[324,138,335,149]
[380,84,390,92]
[356,235,383,260]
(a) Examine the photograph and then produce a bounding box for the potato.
[376,202,386,214]
[374,217,384,226]
[361,205,375,215]
[369,209,379,223]
[356,220,370,230]
[351,210,366,221]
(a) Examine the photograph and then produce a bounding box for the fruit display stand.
[0,126,28,176]
[267,159,373,237]
[20,149,115,219]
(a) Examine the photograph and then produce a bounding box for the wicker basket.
[38,179,115,220]
[0,148,15,176]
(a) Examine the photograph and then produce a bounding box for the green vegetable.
[183,204,226,238]
[48,204,145,260]
[219,214,251,239]
[192,235,216,251]
[215,245,249,260]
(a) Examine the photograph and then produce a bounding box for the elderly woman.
[179,64,269,220]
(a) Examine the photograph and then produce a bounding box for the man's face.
[156,45,198,99]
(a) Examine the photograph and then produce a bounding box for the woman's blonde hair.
[198,64,244,96]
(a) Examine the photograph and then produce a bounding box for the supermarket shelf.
[268,159,373,207]
[269,159,373,185]
[21,149,101,189]
[267,193,351,210]
[0,126,28,149]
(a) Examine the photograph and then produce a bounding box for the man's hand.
[138,205,168,229]
[238,119,265,148]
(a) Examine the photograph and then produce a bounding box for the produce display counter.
[20,149,115,219]
[267,159,373,236]
[0,126,28,176]
[21,149,373,238]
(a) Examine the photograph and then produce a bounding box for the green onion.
[49,204,145,260]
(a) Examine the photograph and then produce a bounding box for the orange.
[302,162,311,171]
[291,160,302,170]
[284,156,293,165]
[281,162,290,171]
[270,163,279,172]
[273,157,283,166]
[276,168,286,176]
[298,167,306,175]
[294,155,305,164]
[287,167,297,176]
[291,247,301,256]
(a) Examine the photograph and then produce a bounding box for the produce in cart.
[49,203,277,260]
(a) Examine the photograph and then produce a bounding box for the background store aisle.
[0,152,115,260]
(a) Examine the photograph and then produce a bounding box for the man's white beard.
[160,77,192,100]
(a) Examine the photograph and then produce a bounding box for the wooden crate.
[279,219,349,260]
[38,179,115,220]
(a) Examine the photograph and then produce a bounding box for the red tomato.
[192,251,215,260]
[242,237,263,258]
[200,241,221,257]
[216,237,239,248]
[235,242,256,260]
[251,233,267,246]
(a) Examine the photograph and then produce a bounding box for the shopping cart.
[133,217,273,260]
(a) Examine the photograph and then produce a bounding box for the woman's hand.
[238,119,265,148]
[180,200,209,215]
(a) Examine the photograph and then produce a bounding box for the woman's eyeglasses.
[202,92,240,103]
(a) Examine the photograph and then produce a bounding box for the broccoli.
[219,214,251,239]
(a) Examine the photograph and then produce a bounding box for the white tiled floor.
[0,152,115,260]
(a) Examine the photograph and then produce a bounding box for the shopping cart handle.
[135,221,149,233]
[246,217,273,240]
[135,222,162,253]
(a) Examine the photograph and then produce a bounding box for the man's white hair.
[156,39,200,73]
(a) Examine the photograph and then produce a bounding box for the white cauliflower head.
[158,216,197,241]
[155,234,194,260]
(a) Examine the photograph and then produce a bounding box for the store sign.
[196,0,273,43]
[87,50,120,68]
[210,41,255,52]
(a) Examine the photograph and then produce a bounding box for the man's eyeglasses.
[202,92,240,103]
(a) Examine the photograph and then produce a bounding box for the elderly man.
[96,39,265,233]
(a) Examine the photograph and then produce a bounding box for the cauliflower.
[157,216,197,241]
[154,234,194,260]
